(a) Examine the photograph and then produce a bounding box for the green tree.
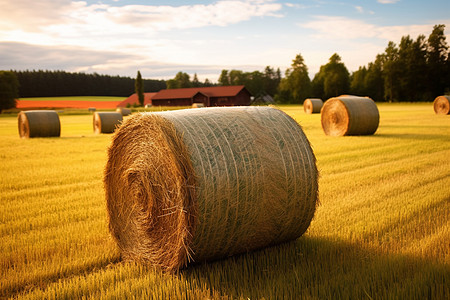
[166,72,191,89]
[218,70,230,86]
[323,54,350,99]
[276,53,311,103]
[192,73,201,87]
[312,53,350,100]
[364,55,385,102]
[396,35,428,101]
[135,70,144,106]
[350,66,367,96]
[427,24,449,96]
[382,41,401,102]
[0,71,19,112]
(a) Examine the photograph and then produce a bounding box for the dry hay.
[18,110,60,138]
[433,95,450,115]
[192,103,205,108]
[116,107,132,116]
[104,106,319,272]
[93,112,123,134]
[303,98,323,114]
[321,95,379,136]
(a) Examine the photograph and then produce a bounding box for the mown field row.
[0,103,449,299]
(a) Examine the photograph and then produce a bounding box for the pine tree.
[135,71,144,106]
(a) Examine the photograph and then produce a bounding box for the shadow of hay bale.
[183,237,450,299]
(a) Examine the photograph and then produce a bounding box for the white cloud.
[377,0,400,4]
[0,1,282,34]
[300,16,450,42]
[355,6,364,13]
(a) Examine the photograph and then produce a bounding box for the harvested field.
[0,103,449,299]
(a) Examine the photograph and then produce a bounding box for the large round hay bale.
[433,95,450,115]
[93,112,123,134]
[321,96,379,136]
[18,110,60,138]
[303,98,323,114]
[104,106,319,272]
[116,107,132,116]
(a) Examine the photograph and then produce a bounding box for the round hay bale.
[192,103,205,108]
[116,107,132,116]
[303,98,323,114]
[321,96,379,136]
[104,106,319,272]
[433,95,450,115]
[88,107,96,113]
[93,112,123,134]
[18,110,60,138]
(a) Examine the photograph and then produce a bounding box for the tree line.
[11,70,166,98]
[165,24,449,103]
[1,24,448,110]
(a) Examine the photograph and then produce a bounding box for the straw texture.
[18,110,60,138]
[116,107,132,116]
[321,96,379,136]
[93,112,123,134]
[303,98,323,114]
[433,96,450,115]
[104,106,319,272]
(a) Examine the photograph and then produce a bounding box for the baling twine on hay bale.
[116,107,132,116]
[93,112,123,134]
[18,110,60,138]
[433,95,450,115]
[104,106,319,272]
[321,95,379,136]
[303,98,323,114]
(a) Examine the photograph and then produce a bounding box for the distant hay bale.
[93,112,123,134]
[303,98,323,114]
[18,110,60,138]
[192,103,205,108]
[88,107,96,113]
[433,96,450,115]
[104,106,319,272]
[321,95,379,136]
[116,107,132,116]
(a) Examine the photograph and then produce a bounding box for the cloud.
[300,16,450,42]
[354,6,366,14]
[0,1,282,34]
[377,0,400,4]
[0,41,140,71]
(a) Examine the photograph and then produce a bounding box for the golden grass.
[0,103,449,299]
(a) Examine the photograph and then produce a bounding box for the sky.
[0,0,449,82]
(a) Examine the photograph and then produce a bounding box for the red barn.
[151,85,252,107]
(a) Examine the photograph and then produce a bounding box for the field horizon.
[0,103,449,299]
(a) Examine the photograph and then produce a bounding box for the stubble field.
[0,103,449,299]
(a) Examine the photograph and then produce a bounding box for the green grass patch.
[0,103,449,299]
[18,96,125,102]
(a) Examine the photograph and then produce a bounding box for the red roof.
[152,85,247,100]
[117,93,156,107]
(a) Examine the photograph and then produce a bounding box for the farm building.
[116,93,156,107]
[151,85,252,107]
